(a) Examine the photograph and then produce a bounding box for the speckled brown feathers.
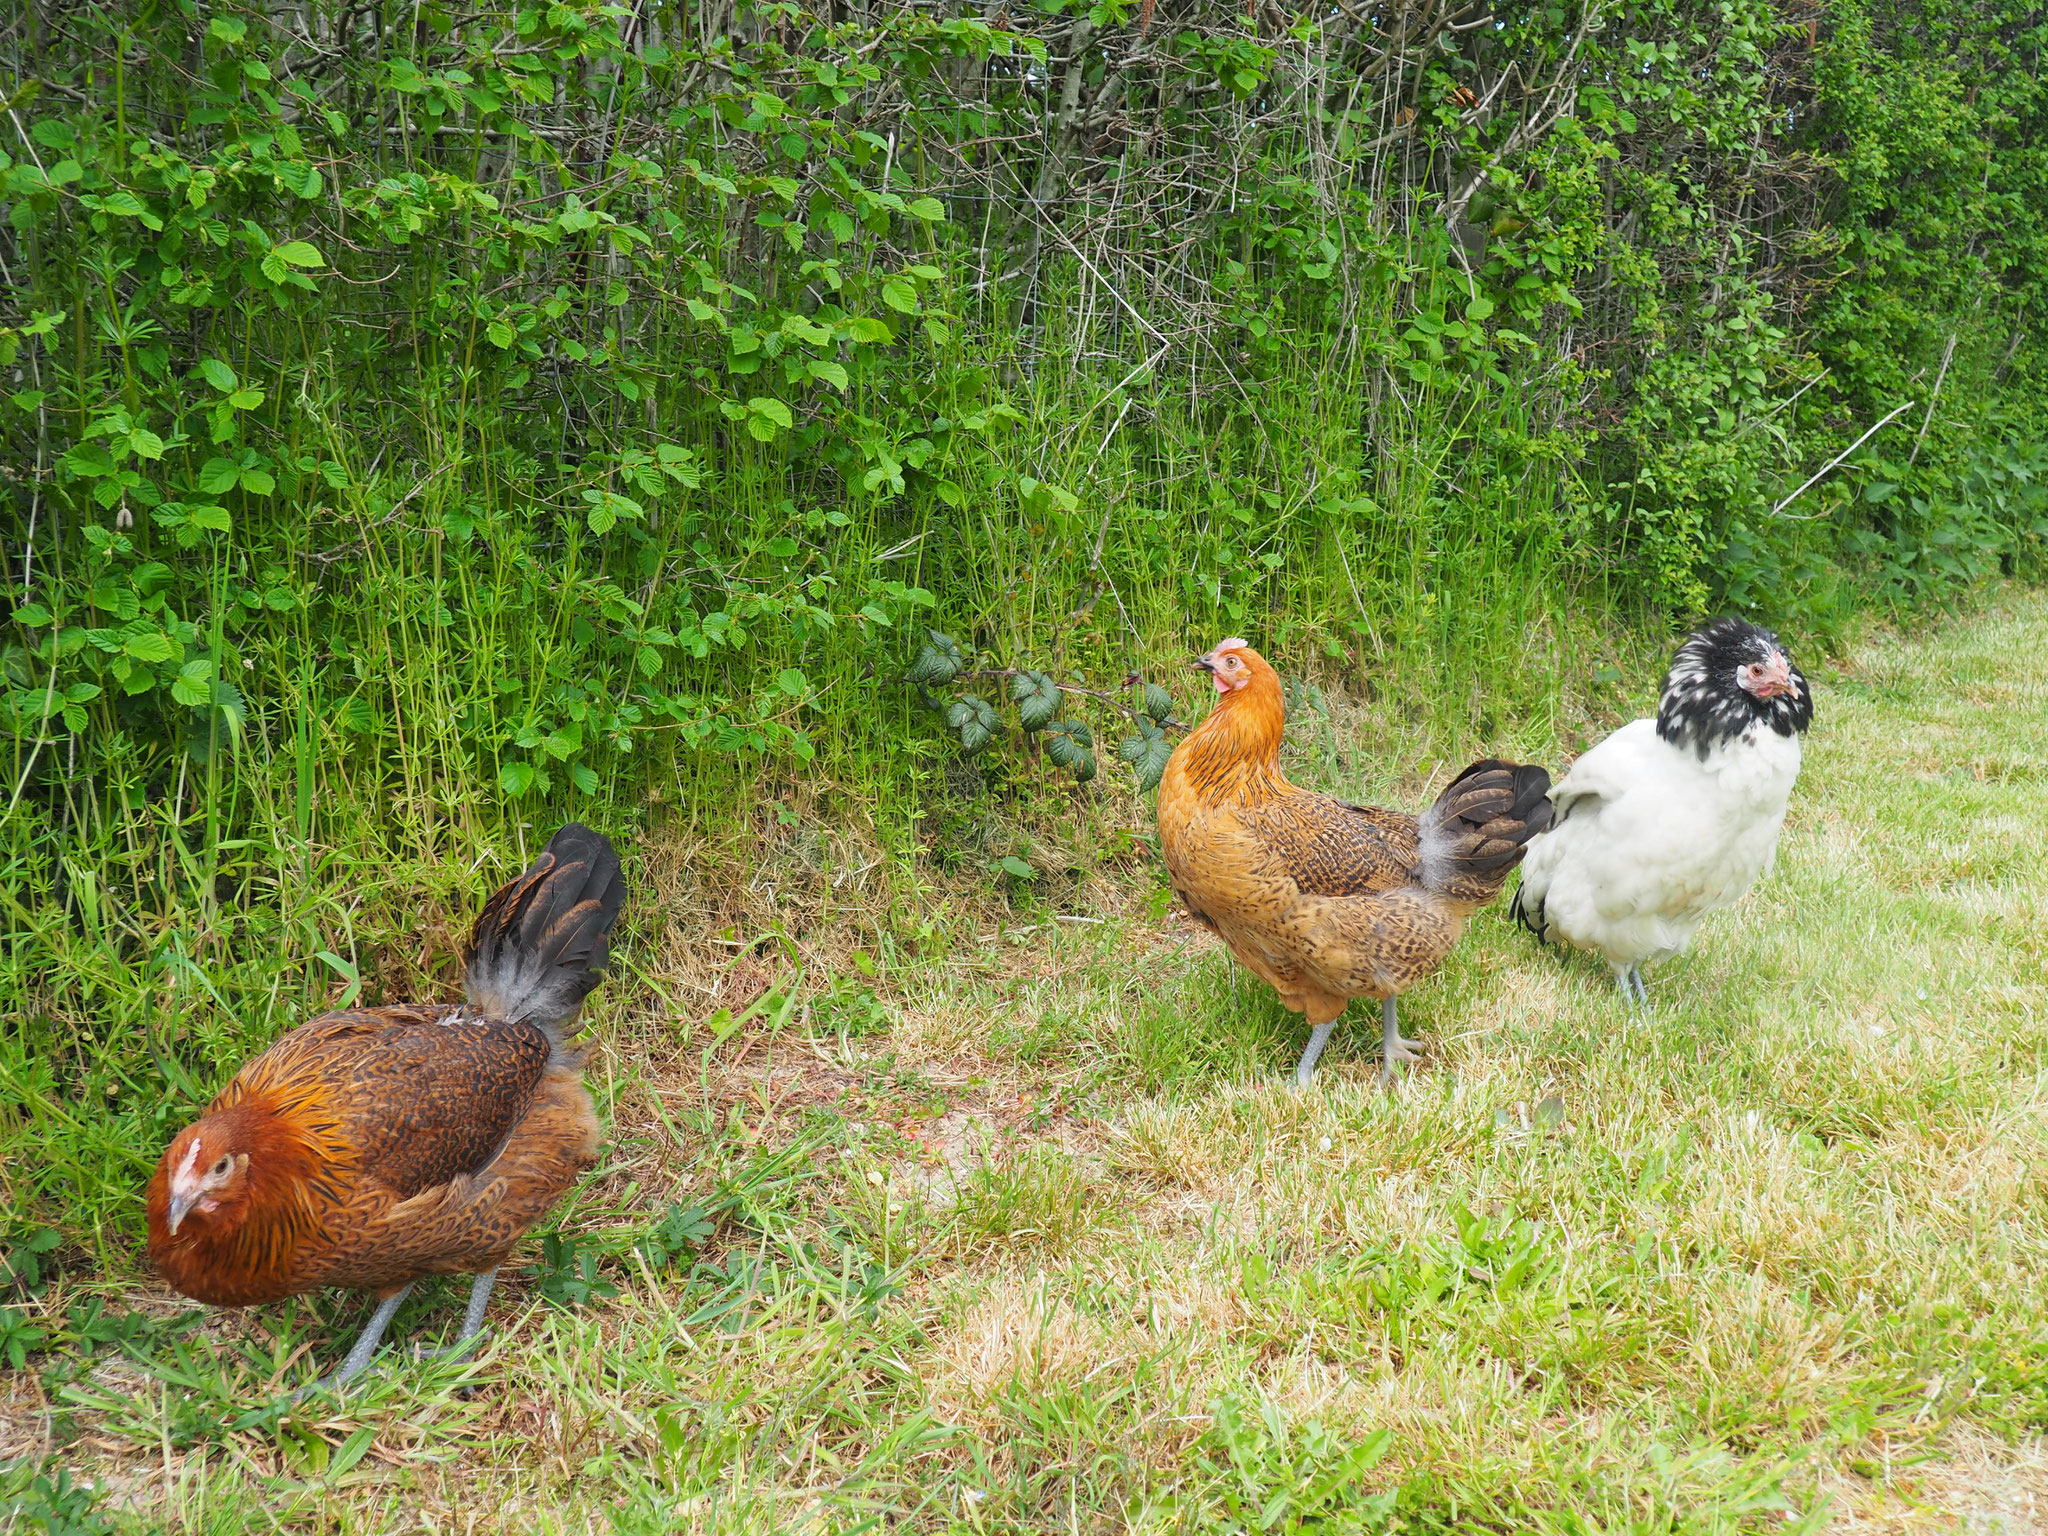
[1243,798,1420,898]
[146,824,621,1310]
[1158,643,1550,1032]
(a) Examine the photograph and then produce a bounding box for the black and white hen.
[1511,618,1815,1004]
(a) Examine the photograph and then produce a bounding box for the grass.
[7,588,2048,1533]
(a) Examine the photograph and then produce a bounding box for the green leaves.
[909,639,1165,789]
[904,630,964,686]
[195,451,275,497]
[722,395,795,442]
[1119,720,1172,791]
[1042,720,1097,782]
[1011,670,1061,731]
[0,1306,48,1371]
[582,487,646,534]
[258,237,325,290]
[170,659,213,707]
[945,694,997,753]
[151,500,232,548]
[1142,683,1176,723]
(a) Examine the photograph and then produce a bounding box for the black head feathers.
[1655,618,1814,758]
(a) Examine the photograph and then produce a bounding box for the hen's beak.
[1755,652,1794,698]
[165,1189,199,1236]
[1192,656,1215,674]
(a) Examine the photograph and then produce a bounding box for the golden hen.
[1158,639,1552,1085]
[146,823,623,1393]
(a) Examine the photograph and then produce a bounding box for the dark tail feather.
[1417,759,1554,906]
[1508,877,1548,944]
[464,823,625,1032]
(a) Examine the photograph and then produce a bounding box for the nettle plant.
[903,631,1182,792]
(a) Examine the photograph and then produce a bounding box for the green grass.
[8,590,2048,1533]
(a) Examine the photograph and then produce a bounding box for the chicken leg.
[1294,1019,1338,1088]
[1613,965,1649,1011]
[1378,997,1426,1085]
[293,1283,413,1399]
[1292,998,1426,1088]
[418,1268,497,1364]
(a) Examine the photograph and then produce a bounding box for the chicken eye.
[211,1156,233,1178]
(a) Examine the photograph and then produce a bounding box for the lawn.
[10,592,2048,1534]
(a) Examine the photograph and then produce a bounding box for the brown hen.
[1158,639,1552,1085]
[145,823,624,1393]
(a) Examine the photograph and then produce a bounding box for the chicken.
[1157,638,1554,1086]
[1511,618,1813,1005]
[146,823,624,1394]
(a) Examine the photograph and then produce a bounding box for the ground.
[9,591,2048,1534]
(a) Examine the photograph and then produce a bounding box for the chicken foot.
[1292,998,1426,1089]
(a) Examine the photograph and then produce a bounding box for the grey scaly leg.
[1630,967,1651,1010]
[295,1285,412,1400]
[1294,1020,1338,1089]
[1380,996,1426,1086]
[1614,966,1635,1004]
[419,1269,497,1364]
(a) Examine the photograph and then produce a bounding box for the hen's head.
[1193,637,1278,697]
[149,1113,260,1241]
[1656,617,1814,756]
[1180,638,1287,792]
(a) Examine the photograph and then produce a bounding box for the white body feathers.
[1516,717,1803,975]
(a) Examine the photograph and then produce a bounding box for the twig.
[1767,400,1917,519]
[1908,335,1956,466]
[308,462,457,563]
[1735,367,1831,439]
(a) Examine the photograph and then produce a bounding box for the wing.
[240,1005,552,1199]
[1545,718,1661,821]
[1241,790,1420,897]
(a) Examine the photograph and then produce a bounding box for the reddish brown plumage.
[1158,640,1552,1036]
[146,825,622,1312]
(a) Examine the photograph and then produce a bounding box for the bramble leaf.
[947,694,996,752]
[1011,670,1060,731]
[905,630,964,686]
[1119,720,1171,790]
